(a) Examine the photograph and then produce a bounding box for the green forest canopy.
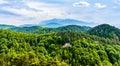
[0,29,120,66]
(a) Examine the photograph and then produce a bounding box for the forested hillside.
[0,30,120,66]
[0,0,119,66]
[0,24,16,29]
[34,25,90,34]
[0,25,90,34]
[88,24,120,40]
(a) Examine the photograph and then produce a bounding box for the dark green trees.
[88,24,120,41]
[0,26,120,66]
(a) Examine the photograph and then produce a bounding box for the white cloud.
[0,0,8,4]
[0,1,67,25]
[0,0,120,26]
[117,0,120,2]
[2,7,39,17]
[73,1,90,7]
[0,14,38,26]
[25,2,65,15]
[113,6,117,8]
[95,3,107,8]
[23,1,67,19]
[115,0,120,5]
[1,7,65,24]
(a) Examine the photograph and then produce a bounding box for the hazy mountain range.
[1,22,120,41]
[1,20,120,66]
[20,18,97,28]
[1,18,120,40]
[0,24,90,34]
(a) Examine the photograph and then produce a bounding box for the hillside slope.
[34,25,90,34]
[0,24,90,34]
[0,30,120,66]
[88,24,120,40]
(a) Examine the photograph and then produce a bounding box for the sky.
[0,0,120,27]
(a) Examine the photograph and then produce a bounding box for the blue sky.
[0,0,120,27]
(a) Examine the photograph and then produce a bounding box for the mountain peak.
[20,24,36,27]
[96,24,113,27]
[39,18,96,28]
[88,24,120,40]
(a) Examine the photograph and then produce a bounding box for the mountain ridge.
[88,24,120,40]
[39,18,96,28]
[18,18,96,28]
[0,28,120,65]
[0,24,90,34]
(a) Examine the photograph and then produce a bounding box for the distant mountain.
[0,24,41,33]
[10,26,42,33]
[88,24,120,40]
[39,18,96,28]
[0,24,90,34]
[0,24,16,29]
[40,22,62,28]
[34,25,91,34]
[20,24,36,27]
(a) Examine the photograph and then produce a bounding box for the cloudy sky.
[0,0,120,27]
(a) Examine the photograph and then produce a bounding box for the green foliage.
[88,24,120,41]
[0,29,120,66]
[0,25,90,34]
[34,25,90,34]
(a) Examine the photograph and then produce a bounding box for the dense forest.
[88,24,120,40]
[0,24,120,66]
[0,24,90,34]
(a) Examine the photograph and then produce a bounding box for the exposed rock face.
[62,43,72,48]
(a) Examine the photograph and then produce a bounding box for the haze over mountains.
[1,5,120,65]
[1,18,120,66]
[1,22,120,40]
[0,0,120,65]
[1,23,120,65]
[0,24,91,34]
[20,18,97,28]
